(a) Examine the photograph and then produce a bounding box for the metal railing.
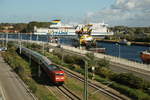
[58,43,150,73]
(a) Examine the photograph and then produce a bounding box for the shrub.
[71,64,81,71]
[14,66,25,78]
[111,73,144,89]
[52,50,62,59]
[95,67,114,78]
[97,58,110,68]
[63,55,75,64]
[27,80,37,93]
[46,52,61,64]
[72,56,85,67]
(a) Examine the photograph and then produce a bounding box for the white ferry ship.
[33,20,113,36]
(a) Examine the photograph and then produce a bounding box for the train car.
[18,47,65,85]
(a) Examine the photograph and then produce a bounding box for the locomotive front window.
[55,73,64,76]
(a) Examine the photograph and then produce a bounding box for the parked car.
[0,47,7,51]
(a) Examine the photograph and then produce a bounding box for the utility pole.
[2,34,4,47]
[47,34,49,52]
[29,33,32,66]
[18,33,20,44]
[19,33,22,54]
[5,33,8,48]
[43,41,44,55]
[84,60,88,100]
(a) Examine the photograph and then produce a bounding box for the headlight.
[56,77,60,79]
[61,77,64,79]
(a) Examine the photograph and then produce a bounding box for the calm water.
[0,33,149,62]
[59,38,149,62]
[98,42,149,62]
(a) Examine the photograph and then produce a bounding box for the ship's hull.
[140,52,150,64]
[33,32,113,36]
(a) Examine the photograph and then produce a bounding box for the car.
[0,47,7,51]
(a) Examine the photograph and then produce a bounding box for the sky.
[0,0,150,26]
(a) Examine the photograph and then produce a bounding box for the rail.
[61,67,129,100]
[57,85,81,100]
[46,84,81,100]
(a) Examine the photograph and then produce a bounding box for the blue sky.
[0,0,150,26]
[0,0,114,23]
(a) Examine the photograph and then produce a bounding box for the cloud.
[89,0,150,26]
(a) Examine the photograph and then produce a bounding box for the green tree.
[26,21,51,32]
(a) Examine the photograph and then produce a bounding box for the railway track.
[61,67,128,100]
[46,85,81,100]
[57,85,81,100]
[18,44,128,100]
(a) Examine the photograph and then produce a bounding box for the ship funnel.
[50,20,61,27]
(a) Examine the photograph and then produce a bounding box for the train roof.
[47,64,61,71]
[43,56,52,65]
[21,47,52,65]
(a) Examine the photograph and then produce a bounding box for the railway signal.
[91,66,95,80]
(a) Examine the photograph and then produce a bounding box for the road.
[110,63,150,82]
[0,53,34,100]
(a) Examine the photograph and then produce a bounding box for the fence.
[57,43,150,74]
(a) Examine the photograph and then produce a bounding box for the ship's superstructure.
[34,20,113,36]
[34,20,76,35]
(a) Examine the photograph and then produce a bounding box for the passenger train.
[17,47,65,85]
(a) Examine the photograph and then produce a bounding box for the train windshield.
[55,73,64,76]
[48,64,60,71]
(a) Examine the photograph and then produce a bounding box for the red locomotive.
[18,47,65,85]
